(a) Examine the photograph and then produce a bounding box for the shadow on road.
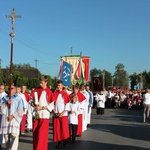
[90,109,150,142]
[90,123,150,141]
[48,140,150,150]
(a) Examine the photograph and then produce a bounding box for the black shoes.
[55,142,63,149]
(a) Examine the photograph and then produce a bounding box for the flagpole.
[80,51,85,85]
[80,52,82,84]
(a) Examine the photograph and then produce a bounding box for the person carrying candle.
[30,75,54,150]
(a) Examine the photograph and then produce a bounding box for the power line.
[0,17,61,58]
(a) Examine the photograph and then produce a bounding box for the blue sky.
[0,0,150,77]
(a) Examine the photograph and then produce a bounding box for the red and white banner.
[59,55,90,84]
[82,56,90,82]
[58,59,63,79]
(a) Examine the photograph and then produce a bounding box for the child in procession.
[68,93,80,143]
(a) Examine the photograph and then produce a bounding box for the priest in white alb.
[0,85,24,150]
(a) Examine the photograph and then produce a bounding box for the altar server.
[30,75,54,150]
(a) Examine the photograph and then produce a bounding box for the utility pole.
[34,59,38,69]
[139,73,143,90]
[80,51,82,56]
[70,47,72,56]
[6,8,21,97]
[102,70,105,89]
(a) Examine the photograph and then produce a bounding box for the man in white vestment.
[16,86,27,135]
[0,84,7,148]
[95,91,105,115]
[0,85,24,150]
[26,88,34,132]
[85,85,93,126]
[79,84,90,132]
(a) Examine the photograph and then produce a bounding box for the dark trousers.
[69,124,77,142]
[96,107,104,115]
[106,98,112,108]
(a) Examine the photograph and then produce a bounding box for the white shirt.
[143,93,150,104]
[95,94,105,108]
[54,94,68,116]
[66,90,72,95]
[33,91,54,119]
[82,90,90,110]
[17,93,27,114]
[67,101,80,125]
[107,92,113,99]
[0,92,7,100]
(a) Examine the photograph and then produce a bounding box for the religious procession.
[1,77,150,150]
[0,7,94,150]
[1,6,150,150]
[0,75,94,150]
[0,40,149,150]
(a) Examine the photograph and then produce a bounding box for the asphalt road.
[2,108,150,150]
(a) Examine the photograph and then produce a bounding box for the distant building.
[1,68,39,79]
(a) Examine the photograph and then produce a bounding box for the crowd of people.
[94,88,150,124]
[0,75,93,150]
[93,88,145,113]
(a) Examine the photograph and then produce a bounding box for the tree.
[104,70,112,89]
[13,71,27,86]
[3,63,41,88]
[141,71,150,89]
[51,76,58,89]
[90,68,112,89]
[129,71,149,90]
[90,68,101,80]
[129,73,138,90]
[47,75,53,86]
[1,69,28,86]
[2,70,9,85]
[6,63,35,69]
[28,78,40,89]
[113,63,129,88]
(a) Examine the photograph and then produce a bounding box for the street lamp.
[102,70,105,89]
[139,74,143,90]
